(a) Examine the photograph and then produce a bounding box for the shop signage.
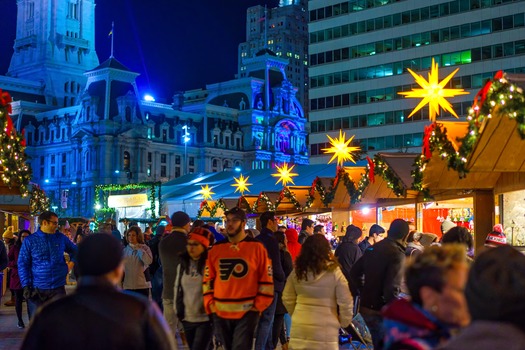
[108,193,148,208]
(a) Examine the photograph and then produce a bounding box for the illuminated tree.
[0,89,31,195]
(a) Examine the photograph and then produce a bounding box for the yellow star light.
[399,58,469,122]
[272,162,299,187]
[232,174,252,195]
[199,184,215,201]
[322,130,361,167]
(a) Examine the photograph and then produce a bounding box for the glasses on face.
[47,220,59,225]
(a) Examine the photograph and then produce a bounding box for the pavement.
[0,296,26,349]
[0,288,366,349]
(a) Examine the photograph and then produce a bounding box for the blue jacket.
[18,229,78,289]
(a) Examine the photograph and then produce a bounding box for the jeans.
[361,306,384,350]
[182,320,213,350]
[213,311,260,350]
[284,313,291,338]
[254,292,278,350]
[27,286,66,320]
[163,298,183,338]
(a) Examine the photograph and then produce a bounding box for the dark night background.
[0,0,278,101]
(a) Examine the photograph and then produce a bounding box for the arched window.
[64,82,69,93]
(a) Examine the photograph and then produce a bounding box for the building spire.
[109,21,115,58]
[264,6,268,49]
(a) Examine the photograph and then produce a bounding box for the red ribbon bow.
[422,123,436,159]
[366,156,375,183]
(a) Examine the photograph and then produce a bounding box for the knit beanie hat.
[441,219,456,234]
[387,219,409,240]
[2,226,14,239]
[171,211,191,228]
[77,234,123,277]
[188,227,212,249]
[484,224,507,248]
[466,245,525,331]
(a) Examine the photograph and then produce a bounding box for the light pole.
[44,179,77,216]
[182,125,191,175]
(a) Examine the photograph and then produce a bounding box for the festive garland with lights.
[94,181,161,219]
[411,71,525,196]
[196,199,227,218]
[29,184,51,215]
[461,71,525,158]
[252,192,277,212]
[278,187,303,211]
[0,89,32,196]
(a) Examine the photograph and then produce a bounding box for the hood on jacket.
[285,228,299,243]
[383,298,449,350]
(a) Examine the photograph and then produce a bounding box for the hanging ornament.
[199,184,215,201]
[232,174,251,195]
[322,130,361,168]
[272,162,299,186]
[399,58,469,122]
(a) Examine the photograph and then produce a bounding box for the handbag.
[144,267,152,282]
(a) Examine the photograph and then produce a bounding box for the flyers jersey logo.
[219,258,248,280]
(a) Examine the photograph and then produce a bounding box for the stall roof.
[162,164,340,203]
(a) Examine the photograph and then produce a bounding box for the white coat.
[283,266,353,350]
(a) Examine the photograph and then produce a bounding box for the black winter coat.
[21,277,176,350]
[334,241,362,285]
[257,227,286,293]
[349,237,406,311]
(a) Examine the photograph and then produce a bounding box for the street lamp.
[182,125,191,175]
[43,179,77,216]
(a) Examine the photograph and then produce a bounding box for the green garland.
[280,187,303,211]
[352,165,370,204]
[253,193,277,212]
[94,181,161,219]
[372,154,406,197]
[196,199,227,218]
[411,156,433,201]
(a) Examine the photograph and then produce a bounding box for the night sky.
[0,0,279,102]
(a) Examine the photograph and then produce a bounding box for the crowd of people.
[1,209,524,350]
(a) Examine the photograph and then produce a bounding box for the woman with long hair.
[122,226,153,297]
[7,229,31,328]
[174,227,214,350]
[283,234,353,349]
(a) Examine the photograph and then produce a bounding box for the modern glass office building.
[308,0,525,163]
